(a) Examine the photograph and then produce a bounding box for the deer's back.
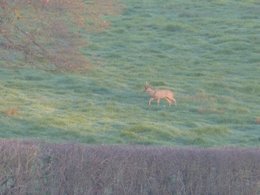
[154,89,174,98]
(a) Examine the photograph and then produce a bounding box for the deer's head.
[144,81,152,92]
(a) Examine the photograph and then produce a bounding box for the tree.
[0,0,123,72]
[0,0,89,71]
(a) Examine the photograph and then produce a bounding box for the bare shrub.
[0,140,259,195]
[0,140,39,194]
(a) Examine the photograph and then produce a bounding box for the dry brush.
[0,140,259,195]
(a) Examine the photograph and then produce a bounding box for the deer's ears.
[145,81,149,86]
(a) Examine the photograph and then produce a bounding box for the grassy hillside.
[0,0,259,146]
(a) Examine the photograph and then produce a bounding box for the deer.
[144,82,176,106]
[41,0,49,7]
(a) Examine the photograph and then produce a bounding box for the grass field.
[0,0,259,146]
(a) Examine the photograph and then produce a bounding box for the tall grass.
[0,140,259,195]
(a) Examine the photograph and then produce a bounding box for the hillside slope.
[0,0,259,146]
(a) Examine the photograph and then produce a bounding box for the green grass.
[0,0,259,146]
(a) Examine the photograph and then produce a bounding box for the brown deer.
[144,82,176,106]
[41,0,49,7]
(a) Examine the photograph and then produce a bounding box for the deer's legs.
[165,98,172,106]
[157,98,160,105]
[166,97,177,106]
[148,98,154,106]
[172,98,176,105]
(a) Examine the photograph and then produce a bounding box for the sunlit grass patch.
[120,122,184,145]
[193,126,230,136]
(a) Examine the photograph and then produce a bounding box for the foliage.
[0,0,91,71]
[0,140,259,195]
